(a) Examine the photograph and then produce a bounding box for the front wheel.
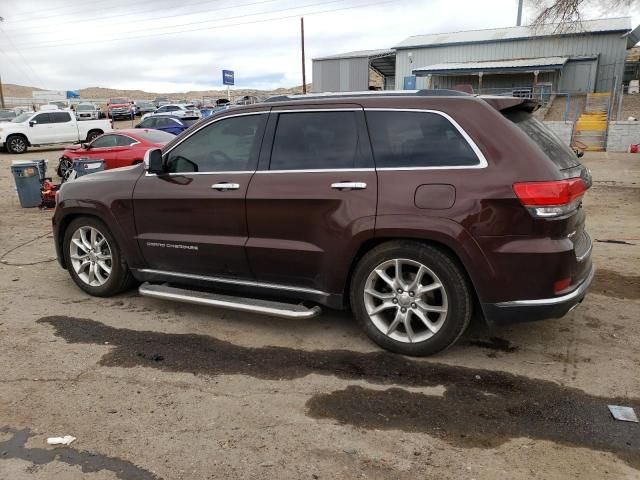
[63,217,135,297]
[350,241,472,356]
[6,135,28,154]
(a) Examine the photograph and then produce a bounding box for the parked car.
[52,90,593,356]
[56,128,174,177]
[0,109,16,122]
[141,104,200,120]
[75,102,100,121]
[152,96,170,107]
[48,101,68,109]
[0,109,112,153]
[135,115,199,135]
[134,100,155,116]
[107,97,134,120]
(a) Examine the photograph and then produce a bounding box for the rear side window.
[51,112,71,123]
[270,112,360,170]
[366,111,480,168]
[504,109,580,170]
[115,135,137,146]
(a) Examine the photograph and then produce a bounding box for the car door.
[245,106,377,294]
[132,110,268,278]
[50,111,77,142]
[113,134,141,168]
[29,113,54,143]
[86,134,124,168]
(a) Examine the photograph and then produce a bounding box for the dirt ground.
[0,146,639,480]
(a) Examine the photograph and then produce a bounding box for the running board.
[138,282,322,319]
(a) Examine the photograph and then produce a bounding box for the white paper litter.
[47,435,76,446]
[608,405,639,423]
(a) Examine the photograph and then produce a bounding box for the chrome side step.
[138,282,322,319]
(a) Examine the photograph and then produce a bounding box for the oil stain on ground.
[38,316,640,469]
[591,269,640,300]
[0,427,159,479]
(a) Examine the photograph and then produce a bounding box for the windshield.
[110,98,129,104]
[182,118,199,127]
[12,112,33,123]
[503,109,580,170]
[0,110,16,119]
[135,129,175,143]
[76,104,94,111]
[138,102,153,107]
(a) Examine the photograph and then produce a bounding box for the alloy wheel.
[69,226,113,287]
[9,137,26,153]
[363,258,448,343]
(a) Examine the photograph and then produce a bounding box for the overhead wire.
[18,0,402,50]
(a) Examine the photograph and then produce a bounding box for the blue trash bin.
[11,161,42,208]
[72,158,105,177]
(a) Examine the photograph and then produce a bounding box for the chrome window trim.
[364,108,488,170]
[257,168,375,174]
[138,268,329,296]
[495,267,594,307]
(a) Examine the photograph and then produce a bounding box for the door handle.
[331,182,367,190]
[211,182,240,191]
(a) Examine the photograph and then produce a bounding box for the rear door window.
[270,111,361,170]
[51,112,72,123]
[503,109,580,170]
[366,111,480,168]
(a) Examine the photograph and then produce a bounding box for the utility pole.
[0,16,4,108]
[516,0,523,26]
[300,17,307,94]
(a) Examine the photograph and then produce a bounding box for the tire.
[63,217,135,297]
[57,157,73,179]
[6,135,28,154]
[350,240,472,357]
[86,130,102,142]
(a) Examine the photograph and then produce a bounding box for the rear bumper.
[482,265,594,325]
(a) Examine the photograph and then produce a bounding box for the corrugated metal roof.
[413,57,569,75]
[395,17,633,49]
[313,49,395,61]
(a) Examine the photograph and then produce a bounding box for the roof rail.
[263,89,471,103]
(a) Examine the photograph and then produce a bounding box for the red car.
[57,129,174,178]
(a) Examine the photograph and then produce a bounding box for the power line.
[3,0,278,35]
[0,26,46,87]
[20,0,400,50]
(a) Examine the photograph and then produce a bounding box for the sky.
[0,0,638,92]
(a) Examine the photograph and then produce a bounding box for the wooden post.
[0,74,5,109]
[301,17,307,94]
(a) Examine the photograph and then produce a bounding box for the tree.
[531,0,637,28]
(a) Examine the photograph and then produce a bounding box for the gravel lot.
[0,146,638,479]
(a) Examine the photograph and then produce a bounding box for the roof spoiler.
[479,95,540,113]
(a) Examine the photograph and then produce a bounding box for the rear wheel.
[86,130,102,142]
[63,217,135,297]
[350,241,472,356]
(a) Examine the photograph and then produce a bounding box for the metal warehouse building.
[312,17,640,95]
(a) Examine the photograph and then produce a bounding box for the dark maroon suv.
[52,90,593,356]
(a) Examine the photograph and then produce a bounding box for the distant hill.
[3,83,312,101]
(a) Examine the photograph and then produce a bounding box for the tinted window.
[182,118,199,127]
[366,111,480,168]
[135,129,174,144]
[51,112,72,123]
[270,112,360,170]
[166,106,180,111]
[139,118,156,128]
[504,109,580,170]
[165,114,265,173]
[33,113,52,124]
[156,117,178,127]
[91,135,118,148]
[115,135,137,146]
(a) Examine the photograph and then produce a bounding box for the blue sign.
[222,70,235,86]
[403,76,416,90]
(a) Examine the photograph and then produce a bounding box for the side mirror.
[29,120,36,127]
[82,143,90,149]
[144,148,164,174]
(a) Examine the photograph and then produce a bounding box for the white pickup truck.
[0,108,112,154]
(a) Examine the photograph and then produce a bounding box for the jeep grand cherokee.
[52,90,593,356]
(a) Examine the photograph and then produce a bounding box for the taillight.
[513,178,587,219]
